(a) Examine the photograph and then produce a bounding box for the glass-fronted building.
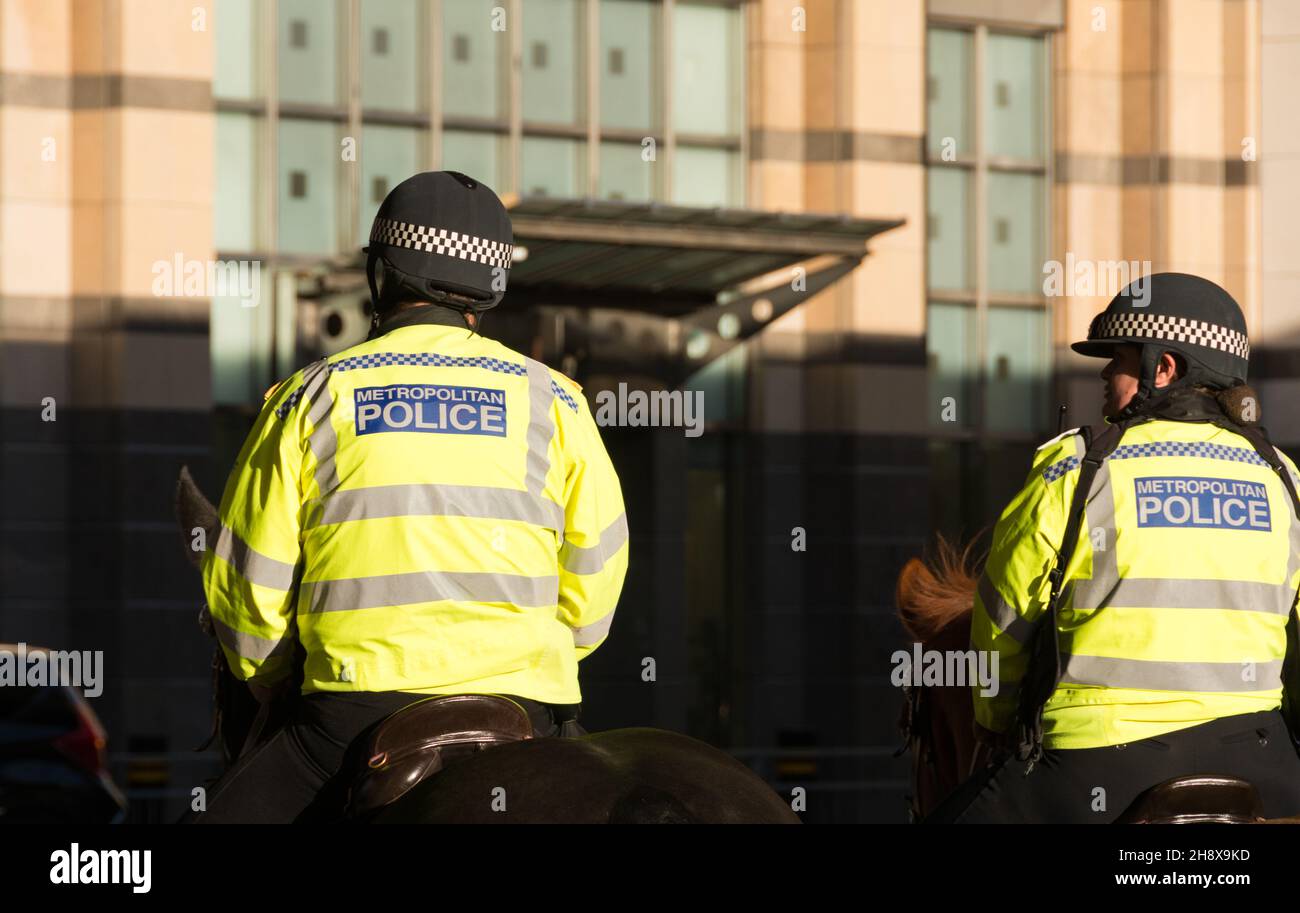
[212,0,746,405]
[0,0,1294,823]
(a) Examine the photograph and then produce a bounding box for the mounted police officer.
[929,272,1300,823]
[191,171,629,823]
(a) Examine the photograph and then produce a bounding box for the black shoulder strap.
[1214,420,1300,521]
[1015,420,1129,769]
[1210,419,1300,744]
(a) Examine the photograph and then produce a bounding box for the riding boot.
[550,703,587,738]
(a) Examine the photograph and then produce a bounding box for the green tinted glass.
[927,28,971,159]
[986,171,1044,295]
[927,167,971,291]
[985,305,1048,433]
[985,33,1044,162]
[277,0,339,106]
[928,302,975,429]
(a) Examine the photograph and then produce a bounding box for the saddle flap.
[1116,774,1264,824]
[347,694,534,818]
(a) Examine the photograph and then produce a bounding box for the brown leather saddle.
[1116,775,1264,824]
[346,694,535,818]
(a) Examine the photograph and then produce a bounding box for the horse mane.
[895,531,987,643]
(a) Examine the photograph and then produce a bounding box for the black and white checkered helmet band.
[1091,312,1250,359]
[370,217,513,270]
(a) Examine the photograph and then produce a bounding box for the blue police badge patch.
[1134,475,1271,531]
[354,384,507,438]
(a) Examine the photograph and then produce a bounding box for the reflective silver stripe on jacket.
[977,572,1037,644]
[1274,446,1300,615]
[524,359,556,499]
[304,483,565,533]
[1068,433,1114,610]
[211,612,296,663]
[212,524,297,591]
[1075,577,1298,615]
[560,512,629,575]
[1060,654,1284,692]
[569,610,616,647]
[299,570,560,614]
[300,358,340,497]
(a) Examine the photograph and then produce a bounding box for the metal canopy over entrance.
[307,196,903,386]
[506,196,903,315]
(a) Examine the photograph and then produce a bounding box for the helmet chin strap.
[365,253,382,341]
[1111,345,1200,422]
[365,254,483,341]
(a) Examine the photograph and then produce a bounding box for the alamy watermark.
[50,844,150,893]
[891,643,1000,697]
[1042,254,1153,305]
[151,253,261,307]
[593,383,704,438]
[0,642,102,697]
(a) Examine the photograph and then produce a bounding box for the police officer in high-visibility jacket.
[929,273,1300,823]
[193,171,628,823]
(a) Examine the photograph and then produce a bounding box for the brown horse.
[895,533,1300,824]
[894,533,987,821]
[176,468,799,823]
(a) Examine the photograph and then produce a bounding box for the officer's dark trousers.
[184,691,560,824]
[925,710,1300,823]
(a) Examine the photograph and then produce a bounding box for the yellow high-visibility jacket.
[973,418,1300,749]
[201,321,629,704]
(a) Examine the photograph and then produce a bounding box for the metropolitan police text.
[354,384,508,438]
[1133,475,1271,531]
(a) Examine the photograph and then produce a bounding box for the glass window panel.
[985,305,1048,433]
[442,130,505,191]
[985,33,1044,161]
[672,2,741,137]
[443,0,506,119]
[521,137,586,197]
[672,146,740,207]
[215,0,259,100]
[215,112,258,251]
[926,28,971,159]
[601,0,660,132]
[278,119,338,255]
[599,141,653,201]
[927,167,970,290]
[361,0,422,112]
[522,0,584,126]
[357,125,423,244]
[211,287,272,405]
[683,342,746,425]
[278,0,339,106]
[986,171,1044,295]
[927,302,974,429]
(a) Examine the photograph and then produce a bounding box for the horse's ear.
[175,465,220,569]
[895,557,929,604]
[895,558,936,638]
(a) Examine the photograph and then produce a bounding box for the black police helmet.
[363,171,513,315]
[1071,272,1250,414]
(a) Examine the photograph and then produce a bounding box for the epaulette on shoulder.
[263,379,287,402]
[552,370,583,395]
[1035,426,1082,452]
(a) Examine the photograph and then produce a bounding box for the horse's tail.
[175,465,220,569]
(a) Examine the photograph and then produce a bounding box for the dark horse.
[176,468,798,823]
[894,534,987,820]
[895,534,1300,824]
